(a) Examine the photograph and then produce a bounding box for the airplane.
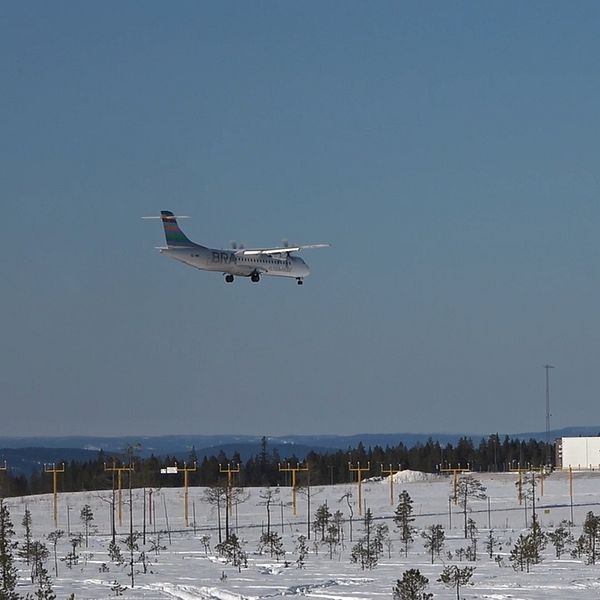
[145,211,330,284]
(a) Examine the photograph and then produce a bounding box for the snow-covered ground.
[5,469,600,598]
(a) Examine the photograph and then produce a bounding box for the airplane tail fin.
[160,211,196,247]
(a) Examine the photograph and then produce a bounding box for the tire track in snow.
[146,577,374,599]
[147,582,253,599]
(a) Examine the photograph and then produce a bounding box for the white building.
[556,436,600,470]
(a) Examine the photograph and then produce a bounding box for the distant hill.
[1,427,599,474]
[0,447,104,476]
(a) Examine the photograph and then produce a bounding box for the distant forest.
[0,434,553,498]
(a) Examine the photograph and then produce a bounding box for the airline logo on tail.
[160,211,195,247]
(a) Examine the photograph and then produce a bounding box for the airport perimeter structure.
[556,436,600,470]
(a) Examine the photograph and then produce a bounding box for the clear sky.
[2,2,600,437]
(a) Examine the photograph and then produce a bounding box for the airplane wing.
[236,243,330,256]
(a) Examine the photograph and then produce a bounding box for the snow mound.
[390,469,440,483]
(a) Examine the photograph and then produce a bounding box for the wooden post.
[439,466,471,504]
[44,463,65,528]
[380,464,401,506]
[278,463,309,515]
[219,463,240,529]
[180,462,197,527]
[104,462,134,527]
[348,462,370,516]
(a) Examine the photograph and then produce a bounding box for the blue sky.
[2,2,600,437]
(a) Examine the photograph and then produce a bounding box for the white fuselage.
[160,246,310,279]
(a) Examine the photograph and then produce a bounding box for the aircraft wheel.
[251,273,260,283]
[225,274,234,283]
[297,278,304,285]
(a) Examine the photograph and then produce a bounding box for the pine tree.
[313,503,332,542]
[509,533,539,573]
[258,531,285,560]
[203,484,228,543]
[392,568,432,600]
[295,535,308,568]
[374,523,389,561]
[33,564,56,600]
[484,529,499,559]
[29,541,49,585]
[421,524,445,564]
[216,534,247,572]
[258,488,279,536]
[582,511,600,565]
[455,475,486,539]
[529,515,546,559]
[108,538,124,565]
[511,515,545,571]
[199,535,210,556]
[80,504,94,548]
[547,520,573,559]
[324,524,339,559]
[362,508,378,569]
[394,490,416,557]
[572,534,588,559]
[64,533,83,569]
[466,518,478,561]
[332,510,345,549]
[438,565,474,600]
[46,529,64,579]
[0,500,19,599]
[350,509,379,570]
[19,506,33,565]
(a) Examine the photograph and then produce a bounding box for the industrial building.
[556,436,600,470]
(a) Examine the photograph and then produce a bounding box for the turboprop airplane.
[146,211,329,284]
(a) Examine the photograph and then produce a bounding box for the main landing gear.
[296,278,304,285]
[251,273,260,283]
[224,274,234,283]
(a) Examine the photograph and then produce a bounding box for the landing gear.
[296,278,304,285]
[224,274,234,283]
[251,273,260,283]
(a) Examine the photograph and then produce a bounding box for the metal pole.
[184,468,189,527]
[544,365,555,466]
[569,466,574,523]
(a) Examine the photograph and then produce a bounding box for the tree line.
[0,434,554,498]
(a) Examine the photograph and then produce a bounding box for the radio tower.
[544,364,555,466]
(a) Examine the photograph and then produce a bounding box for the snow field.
[4,469,600,598]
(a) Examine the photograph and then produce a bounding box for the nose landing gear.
[296,278,304,285]
[251,273,260,283]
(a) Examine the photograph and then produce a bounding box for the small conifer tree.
[392,568,432,600]
[421,524,445,564]
[295,535,308,568]
[0,500,19,599]
[80,504,94,548]
[438,565,474,600]
[394,490,416,557]
[19,506,33,565]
